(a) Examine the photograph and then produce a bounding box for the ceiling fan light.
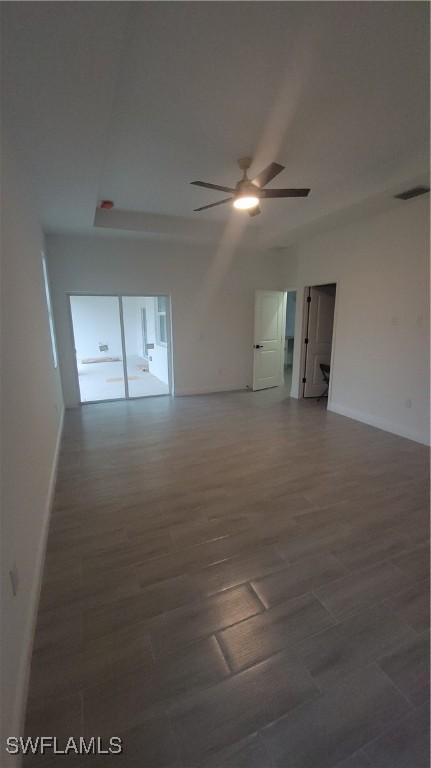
[233,195,259,210]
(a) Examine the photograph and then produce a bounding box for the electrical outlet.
[9,563,19,597]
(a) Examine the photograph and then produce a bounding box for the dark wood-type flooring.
[25,387,430,767]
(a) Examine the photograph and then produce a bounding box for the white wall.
[1,132,64,757]
[278,198,430,445]
[46,234,281,406]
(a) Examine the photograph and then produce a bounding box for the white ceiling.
[2,2,429,247]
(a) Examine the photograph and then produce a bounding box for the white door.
[252,290,285,391]
[303,285,336,397]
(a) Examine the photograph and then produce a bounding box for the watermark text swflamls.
[6,736,122,756]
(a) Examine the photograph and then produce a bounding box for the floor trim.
[329,400,430,446]
[174,385,248,396]
[10,405,65,765]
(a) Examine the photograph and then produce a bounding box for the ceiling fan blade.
[191,181,235,193]
[260,188,311,198]
[248,206,261,217]
[252,162,285,188]
[193,197,232,212]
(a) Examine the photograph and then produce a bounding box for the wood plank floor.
[25,388,430,767]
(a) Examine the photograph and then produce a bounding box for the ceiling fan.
[191,157,310,217]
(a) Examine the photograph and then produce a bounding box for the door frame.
[297,281,339,403]
[67,292,174,405]
[282,288,297,395]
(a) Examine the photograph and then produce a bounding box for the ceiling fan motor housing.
[238,156,252,172]
[235,179,259,197]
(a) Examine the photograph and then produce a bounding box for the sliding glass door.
[70,294,170,403]
[122,296,170,398]
[70,295,125,403]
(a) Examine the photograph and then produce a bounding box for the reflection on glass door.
[122,296,170,398]
[70,295,125,402]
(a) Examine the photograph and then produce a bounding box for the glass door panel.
[122,296,169,398]
[70,295,125,402]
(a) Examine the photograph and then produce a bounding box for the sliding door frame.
[118,297,130,400]
[67,292,173,405]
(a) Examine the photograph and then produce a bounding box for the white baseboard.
[174,384,248,396]
[328,401,430,446]
[8,406,65,765]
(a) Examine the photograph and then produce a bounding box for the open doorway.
[302,283,336,400]
[284,290,296,393]
[69,294,171,403]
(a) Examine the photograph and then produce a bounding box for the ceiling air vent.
[395,186,430,201]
